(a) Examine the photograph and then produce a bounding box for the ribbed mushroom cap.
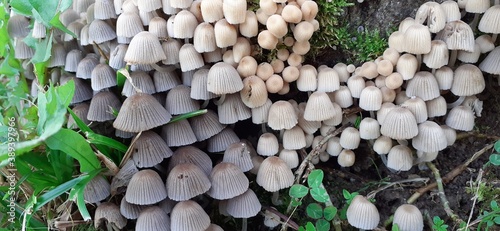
[340,127,361,150]
[388,30,405,53]
[94,0,116,20]
[113,93,171,132]
[166,163,211,201]
[240,75,268,108]
[193,22,217,53]
[214,19,238,48]
[148,16,168,39]
[332,86,353,108]
[207,62,244,95]
[441,0,461,22]
[412,121,447,152]
[67,103,90,129]
[121,71,156,97]
[223,142,254,172]
[126,169,167,205]
[298,104,322,133]
[207,162,249,200]
[316,67,340,92]
[279,149,299,168]
[240,10,259,38]
[439,20,475,52]
[88,19,117,44]
[200,0,224,22]
[346,76,365,99]
[359,86,383,111]
[296,64,318,92]
[84,175,111,203]
[440,125,457,146]
[120,197,146,219]
[396,53,418,80]
[161,120,197,147]
[445,106,475,131]
[132,131,172,168]
[109,44,128,69]
[303,91,336,121]
[359,118,380,140]
[326,137,342,156]
[7,15,30,38]
[135,206,171,231]
[392,204,424,231]
[217,93,251,124]
[189,69,216,100]
[403,24,431,54]
[178,43,205,72]
[207,127,240,153]
[435,66,454,90]
[65,50,83,72]
[346,195,380,230]
[415,2,446,33]
[226,189,262,218]
[478,5,500,34]
[189,109,225,141]
[426,96,447,118]
[75,56,99,80]
[222,0,246,24]
[124,31,167,65]
[168,146,213,176]
[94,202,127,230]
[251,98,272,125]
[62,77,93,104]
[165,85,200,115]
[423,40,449,69]
[387,145,414,171]
[401,97,428,123]
[373,135,393,155]
[405,71,440,101]
[161,39,181,65]
[87,91,122,122]
[451,64,485,96]
[380,107,419,140]
[171,200,210,231]
[91,64,117,91]
[266,14,288,38]
[47,43,67,68]
[256,132,279,156]
[116,11,144,38]
[267,100,298,130]
[282,126,307,150]
[457,43,481,63]
[172,10,198,39]
[111,159,138,195]
[479,46,500,75]
[256,156,294,192]
[153,71,181,93]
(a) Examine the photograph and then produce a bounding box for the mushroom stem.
[469,13,480,30]
[214,94,227,105]
[279,129,284,142]
[379,154,388,167]
[261,123,268,134]
[272,191,282,205]
[416,54,422,70]
[150,62,176,73]
[446,96,465,109]
[242,218,248,231]
[448,49,458,67]
[492,34,498,44]
[201,99,210,108]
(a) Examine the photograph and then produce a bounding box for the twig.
[464,168,484,230]
[407,143,494,203]
[262,206,299,230]
[366,177,430,200]
[119,131,142,168]
[456,132,500,141]
[294,123,351,184]
[426,161,464,225]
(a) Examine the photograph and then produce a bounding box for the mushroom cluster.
[10,0,499,229]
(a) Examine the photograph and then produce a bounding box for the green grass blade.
[32,176,84,212]
[86,132,128,153]
[67,107,93,133]
[168,109,208,124]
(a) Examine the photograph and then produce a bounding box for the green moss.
[334,26,390,65]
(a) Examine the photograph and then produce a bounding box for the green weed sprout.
[432,216,449,231]
[288,169,339,231]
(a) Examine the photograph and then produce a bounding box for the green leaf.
[306,203,323,219]
[44,129,101,173]
[489,154,500,166]
[490,200,498,210]
[392,223,400,231]
[315,219,330,231]
[68,169,103,221]
[169,109,208,124]
[323,206,337,221]
[0,53,20,76]
[298,227,306,231]
[59,0,73,12]
[342,189,351,199]
[494,216,500,225]
[494,140,500,153]
[116,67,129,88]
[49,13,76,37]
[85,132,128,153]
[10,0,33,16]
[433,216,444,226]
[32,175,86,212]
[307,169,324,189]
[289,184,309,198]
[290,199,302,207]
[28,0,58,26]
[305,222,316,231]
[310,187,329,203]
[30,32,53,63]
[67,107,93,133]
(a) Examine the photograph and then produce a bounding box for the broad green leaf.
[0,53,20,76]
[169,109,208,124]
[49,13,76,37]
[490,200,498,210]
[305,222,316,231]
[315,219,330,231]
[307,169,324,188]
[31,33,53,63]
[33,62,48,85]
[489,154,500,166]
[67,107,93,133]
[37,81,75,139]
[44,129,101,173]
[323,206,337,221]
[433,216,444,225]
[495,141,500,153]
[48,149,75,183]
[32,175,85,211]
[117,68,129,88]
[86,132,128,153]
[59,0,73,12]
[28,0,58,26]
[342,189,351,199]
[306,203,323,219]
[68,169,103,221]
[298,227,306,231]
[310,187,329,203]
[494,216,500,225]
[289,184,309,198]
[10,0,33,16]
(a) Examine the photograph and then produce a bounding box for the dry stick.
[456,132,500,141]
[119,131,143,168]
[426,161,464,225]
[464,168,484,230]
[407,143,494,204]
[92,42,109,62]
[366,177,430,200]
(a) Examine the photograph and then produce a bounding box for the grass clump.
[333,26,390,65]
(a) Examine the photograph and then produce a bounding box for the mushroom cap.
[110,159,138,195]
[168,145,213,176]
[122,71,156,97]
[200,0,224,22]
[279,149,299,168]
[252,98,272,124]
[76,55,99,79]
[373,135,393,155]
[439,20,475,52]
[84,175,111,203]
[316,67,340,92]
[132,131,172,168]
[153,70,181,93]
[120,197,147,220]
[87,91,122,122]
[380,106,419,140]
[161,120,197,147]
[392,204,424,231]
[387,145,414,171]
[207,162,249,200]
[207,127,240,153]
[282,126,307,150]
[217,93,251,124]
[340,127,361,150]
[396,53,418,80]
[223,142,254,172]
[304,91,336,121]
[478,5,500,34]
[423,40,449,69]
[193,22,217,53]
[116,11,144,38]
[359,86,383,111]
[189,109,226,141]
[415,2,446,33]
[434,66,454,90]
[125,169,168,205]
[411,121,447,152]
[179,43,205,72]
[451,64,485,96]
[190,68,217,100]
[88,19,117,44]
[240,10,259,38]
[91,64,118,91]
[403,24,431,54]
[479,46,500,75]
[257,132,280,156]
[401,97,428,123]
[346,195,380,230]
[167,163,211,201]
[240,75,268,108]
[359,118,381,140]
[226,189,262,218]
[113,93,172,132]
[207,62,244,95]
[170,200,211,231]
[332,86,353,108]
[214,19,238,48]
[135,206,170,231]
[222,0,246,24]
[445,106,475,131]
[173,10,198,39]
[165,85,200,115]
[426,96,447,118]
[94,202,127,230]
[405,71,440,101]
[337,149,356,167]
[124,31,167,65]
[267,100,299,130]
[256,156,294,192]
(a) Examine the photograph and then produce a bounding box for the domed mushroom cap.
[256,156,294,192]
[207,162,249,200]
[479,46,500,75]
[282,126,307,150]
[161,120,197,147]
[165,85,200,115]
[91,64,117,91]
[380,107,418,140]
[392,204,424,231]
[223,142,254,172]
[113,93,172,132]
[226,189,262,218]
[132,131,172,168]
[94,202,127,230]
[359,86,383,111]
[120,197,147,220]
[207,62,244,95]
[445,106,475,131]
[240,75,268,108]
[267,100,298,130]
[207,127,240,153]
[136,206,171,231]
[359,118,381,140]
[189,109,226,141]
[403,24,431,54]
[88,19,117,44]
[168,146,213,176]
[478,5,500,34]
[125,169,167,205]
[411,121,447,153]
[346,195,380,230]
[84,175,111,203]
[124,31,167,65]
[87,91,122,122]
[387,145,414,171]
[439,20,475,52]
[303,91,336,121]
[171,200,211,231]
[166,163,211,201]
[415,1,446,33]
[405,71,440,101]
[256,132,279,156]
[451,64,485,96]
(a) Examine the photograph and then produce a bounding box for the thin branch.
[464,168,484,230]
[407,143,494,203]
[366,177,430,200]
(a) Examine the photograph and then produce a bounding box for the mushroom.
[161,119,198,147]
[131,131,172,168]
[84,175,111,203]
[207,162,249,200]
[392,204,424,231]
[256,156,294,205]
[166,163,211,201]
[207,62,244,105]
[94,202,127,230]
[223,142,254,172]
[87,91,122,122]
[125,169,167,205]
[226,189,262,231]
[346,195,380,230]
[170,200,211,231]
[206,127,240,153]
[135,206,171,231]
